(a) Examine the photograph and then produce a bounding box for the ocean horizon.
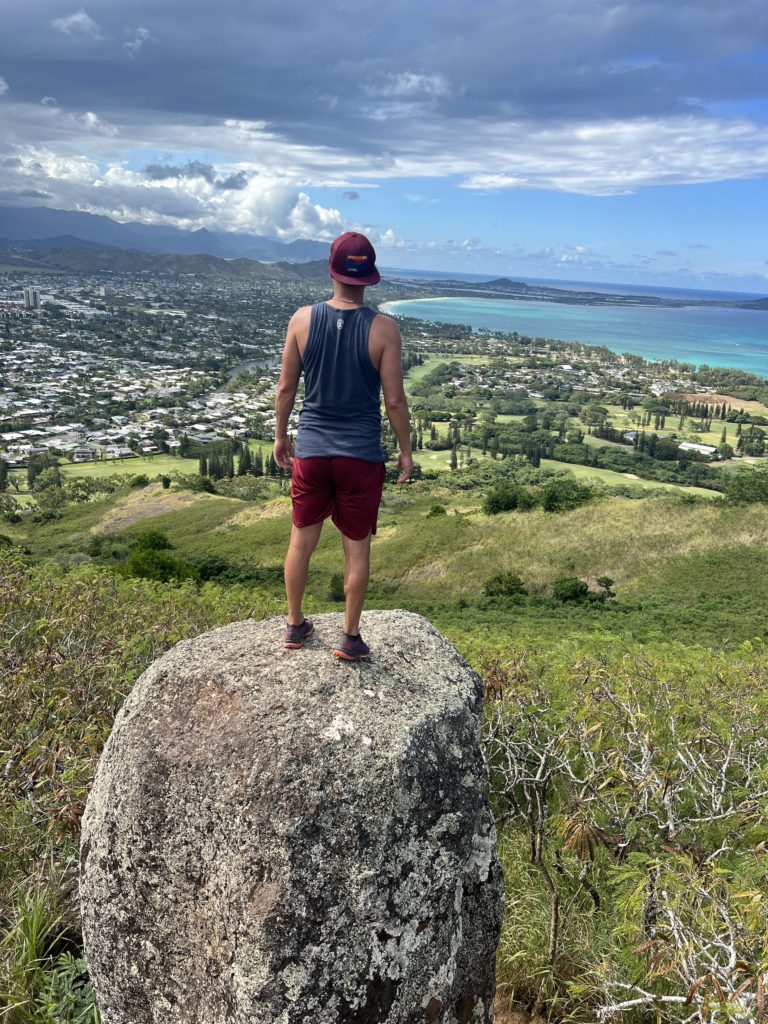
[383,294,768,379]
[380,268,767,303]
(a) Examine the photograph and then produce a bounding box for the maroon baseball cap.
[329,231,381,286]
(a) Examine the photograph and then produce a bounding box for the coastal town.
[1,267,766,488]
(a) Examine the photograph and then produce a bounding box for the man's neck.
[330,283,365,307]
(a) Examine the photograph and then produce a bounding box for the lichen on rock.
[80,610,504,1023]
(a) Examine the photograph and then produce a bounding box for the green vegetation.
[485,638,768,1021]
[3,405,768,1020]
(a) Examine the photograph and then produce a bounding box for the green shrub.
[483,481,534,514]
[120,548,200,584]
[132,529,173,551]
[328,572,345,602]
[725,464,768,503]
[177,473,217,494]
[540,476,594,512]
[38,953,99,1024]
[192,554,231,581]
[128,474,150,488]
[483,572,527,597]
[551,576,589,602]
[425,504,447,518]
[30,508,63,524]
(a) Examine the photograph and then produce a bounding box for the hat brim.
[329,267,381,286]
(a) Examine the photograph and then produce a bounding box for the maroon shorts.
[291,456,386,541]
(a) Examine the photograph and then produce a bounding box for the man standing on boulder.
[274,232,412,661]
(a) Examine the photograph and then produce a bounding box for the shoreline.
[380,295,768,381]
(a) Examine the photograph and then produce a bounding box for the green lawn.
[58,455,201,478]
[416,447,491,471]
[403,354,490,392]
[539,458,723,497]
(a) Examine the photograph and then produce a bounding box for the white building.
[23,287,41,309]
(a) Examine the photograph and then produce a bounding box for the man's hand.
[396,450,413,484]
[274,436,294,469]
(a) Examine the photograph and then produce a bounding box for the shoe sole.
[332,649,370,661]
[284,625,314,649]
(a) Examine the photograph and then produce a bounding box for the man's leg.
[341,531,372,636]
[285,521,324,625]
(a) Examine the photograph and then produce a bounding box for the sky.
[0,0,767,291]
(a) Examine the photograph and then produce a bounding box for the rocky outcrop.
[80,610,504,1023]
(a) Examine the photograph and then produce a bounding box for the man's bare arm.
[274,310,305,467]
[376,317,413,483]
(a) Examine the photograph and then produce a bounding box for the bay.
[382,296,768,378]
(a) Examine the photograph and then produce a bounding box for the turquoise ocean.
[382,295,768,378]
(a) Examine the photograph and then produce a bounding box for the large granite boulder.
[80,610,504,1023]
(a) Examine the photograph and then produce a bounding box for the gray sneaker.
[284,618,314,649]
[333,632,370,662]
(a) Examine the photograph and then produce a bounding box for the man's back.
[296,302,382,462]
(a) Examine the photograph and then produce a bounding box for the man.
[274,231,412,661]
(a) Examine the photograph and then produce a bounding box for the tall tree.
[238,445,252,476]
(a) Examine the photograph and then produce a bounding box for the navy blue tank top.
[295,302,384,462]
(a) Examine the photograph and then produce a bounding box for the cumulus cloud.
[41,96,58,107]
[378,227,406,248]
[0,144,343,240]
[0,77,9,97]
[365,72,452,100]
[79,111,118,136]
[51,9,101,37]
[123,27,154,58]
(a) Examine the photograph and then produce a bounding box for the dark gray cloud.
[342,190,360,200]
[142,162,249,191]
[1,0,766,151]
[143,160,216,182]
[0,187,52,199]
[216,170,249,191]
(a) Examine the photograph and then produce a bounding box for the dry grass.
[681,392,768,416]
[370,496,768,599]
[216,497,292,528]
[95,482,204,534]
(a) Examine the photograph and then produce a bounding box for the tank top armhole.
[364,308,380,376]
[301,303,322,368]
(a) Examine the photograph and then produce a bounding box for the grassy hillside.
[3,472,768,1022]
[8,477,768,646]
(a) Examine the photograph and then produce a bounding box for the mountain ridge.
[0,205,330,262]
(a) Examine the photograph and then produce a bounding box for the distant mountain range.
[0,205,330,261]
[0,239,330,282]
